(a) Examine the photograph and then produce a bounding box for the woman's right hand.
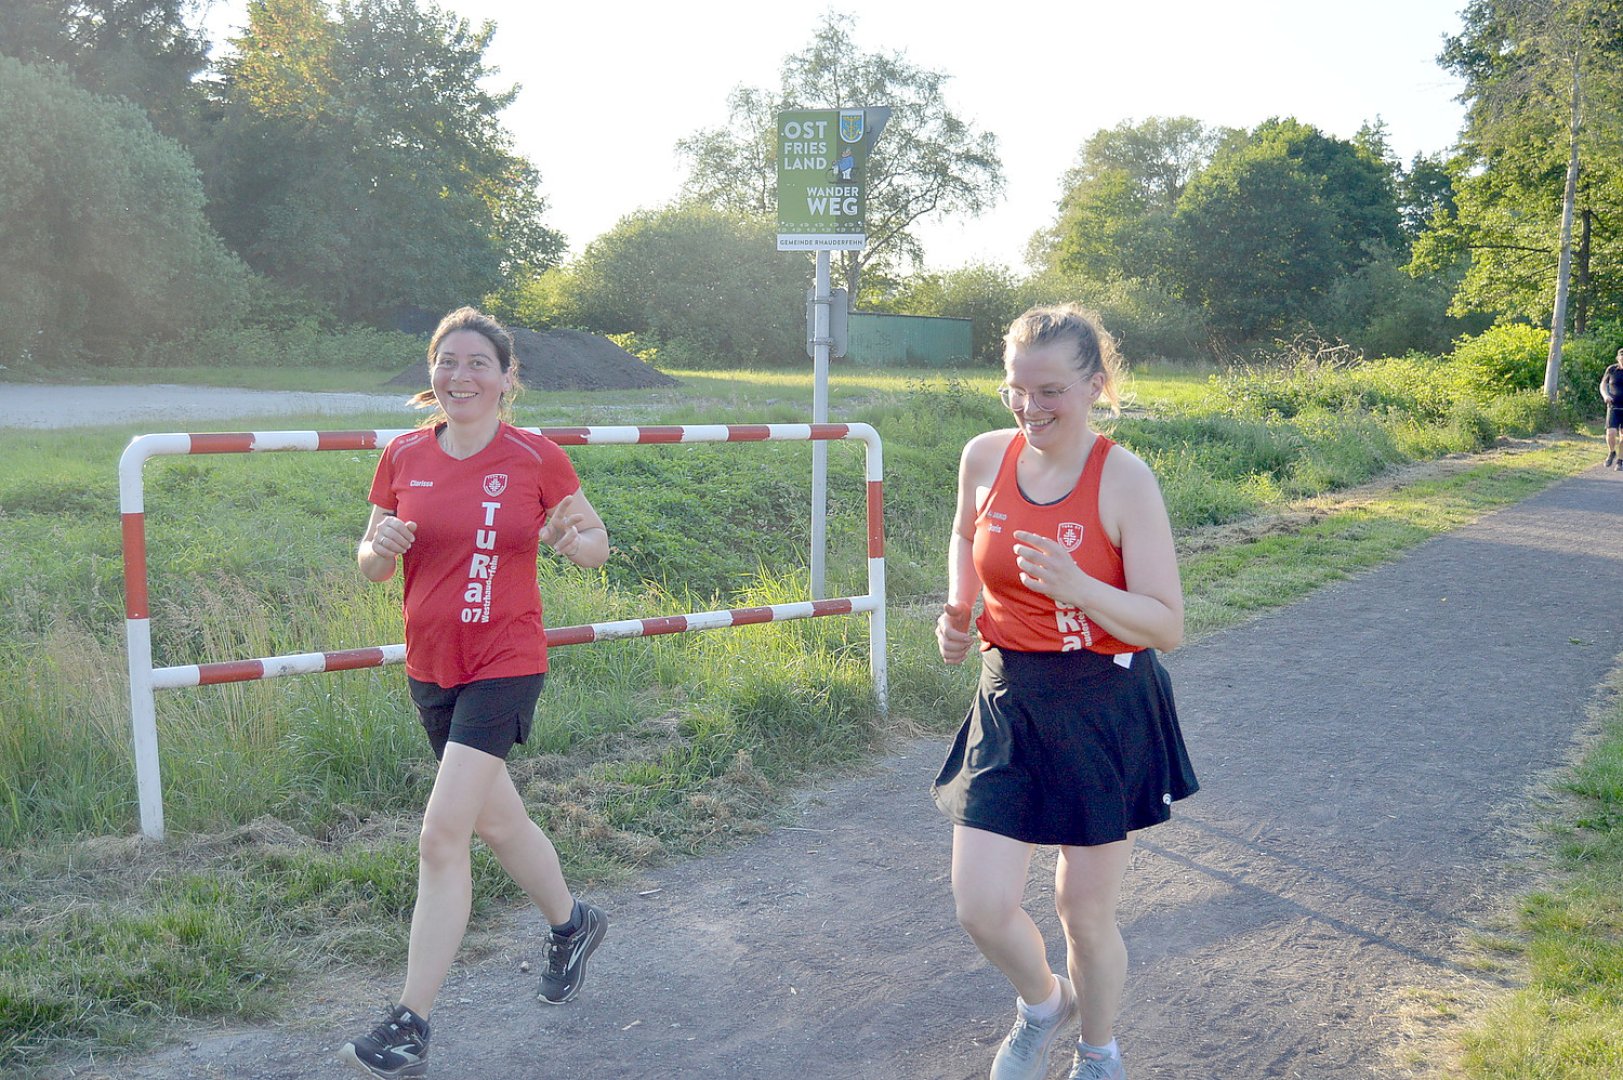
[936,601,975,665]
[370,516,418,559]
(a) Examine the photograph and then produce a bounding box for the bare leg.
[474,766,573,925]
[1055,837,1134,1047]
[1609,427,1620,455]
[399,742,507,1015]
[950,825,1055,1005]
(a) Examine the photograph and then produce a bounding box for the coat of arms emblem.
[839,109,864,144]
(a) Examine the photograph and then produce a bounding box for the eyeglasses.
[997,376,1086,412]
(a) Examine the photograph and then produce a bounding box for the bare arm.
[358,504,415,583]
[1011,450,1184,652]
[937,432,1007,664]
[540,489,609,569]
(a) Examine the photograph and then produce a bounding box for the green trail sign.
[776,108,887,251]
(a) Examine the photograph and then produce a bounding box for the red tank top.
[971,432,1138,655]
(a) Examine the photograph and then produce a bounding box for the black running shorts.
[407,673,545,761]
[1607,405,1623,430]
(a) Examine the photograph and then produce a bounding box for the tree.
[1320,247,1478,357]
[559,205,810,367]
[1165,120,1401,343]
[1169,148,1341,342]
[1411,148,1623,330]
[0,1,210,143]
[1031,116,1217,283]
[1033,116,1407,348]
[676,14,1003,299]
[0,54,248,364]
[1249,118,1404,267]
[203,0,563,323]
[1435,0,1623,398]
[675,86,781,217]
[1395,152,1458,245]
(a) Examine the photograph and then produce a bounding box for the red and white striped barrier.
[121,423,887,840]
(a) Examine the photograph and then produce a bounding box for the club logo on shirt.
[1057,521,1084,551]
[482,473,508,497]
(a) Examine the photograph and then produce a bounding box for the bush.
[0,55,250,366]
[1444,322,1623,413]
[1449,324,1552,396]
[119,322,423,370]
[1216,341,1461,423]
[1286,407,1405,491]
[1445,398,1498,451]
[1319,250,1474,359]
[1026,271,1210,363]
[632,336,729,371]
[1482,391,1555,437]
[554,205,809,368]
[1114,414,1300,483]
[1084,277,1211,362]
[484,267,576,331]
[1560,323,1623,411]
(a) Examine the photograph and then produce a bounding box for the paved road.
[85,464,1623,1080]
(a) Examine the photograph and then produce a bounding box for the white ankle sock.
[1019,975,1063,1020]
[1078,1037,1119,1060]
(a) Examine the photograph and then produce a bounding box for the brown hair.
[408,307,523,424]
[1003,303,1124,416]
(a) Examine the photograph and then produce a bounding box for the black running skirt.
[932,647,1198,847]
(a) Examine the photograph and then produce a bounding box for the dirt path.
[58,463,1623,1080]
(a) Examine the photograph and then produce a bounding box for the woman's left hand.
[1011,530,1096,610]
[540,493,589,558]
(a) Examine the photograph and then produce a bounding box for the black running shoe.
[537,901,608,1004]
[338,1004,430,1078]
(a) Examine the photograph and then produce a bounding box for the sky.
[200,0,1473,272]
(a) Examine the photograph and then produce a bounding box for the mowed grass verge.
[1406,657,1623,1080]
[0,364,1601,1073]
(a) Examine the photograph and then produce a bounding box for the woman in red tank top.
[932,305,1198,1080]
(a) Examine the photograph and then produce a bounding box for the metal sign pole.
[811,249,831,599]
[779,106,887,602]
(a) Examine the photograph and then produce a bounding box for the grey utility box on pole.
[806,287,849,358]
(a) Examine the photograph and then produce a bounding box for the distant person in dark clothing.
[1603,348,1623,470]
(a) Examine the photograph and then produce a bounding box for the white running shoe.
[989,975,1077,1080]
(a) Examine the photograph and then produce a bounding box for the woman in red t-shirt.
[339,309,611,1079]
[932,305,1198,1080]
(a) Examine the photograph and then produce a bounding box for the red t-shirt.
[368,423,581,685]
[971,431,1139,655]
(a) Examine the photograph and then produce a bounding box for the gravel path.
[0,384,410,429]
[61,459,1623,1080]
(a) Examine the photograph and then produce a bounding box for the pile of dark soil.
[386,328,677,392]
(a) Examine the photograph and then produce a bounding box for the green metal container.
[845,313,972,367]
